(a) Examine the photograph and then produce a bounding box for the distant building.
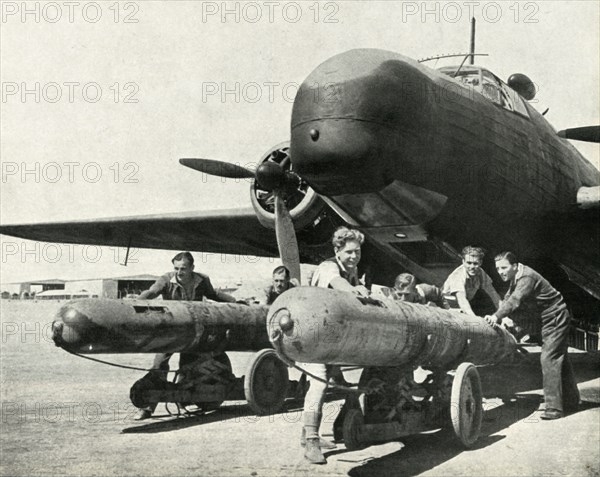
[1,274,160,300]
[19,279,67,297]
[36,289,99,300]
[64,274,160,299]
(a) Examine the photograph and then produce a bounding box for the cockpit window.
[439,66,480,85]
[482,70,510,109]
[502,82,529,116]
[456,71,481,88]
[438,66,529,118]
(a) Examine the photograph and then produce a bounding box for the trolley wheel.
[343,408,365,451]
[244,349,289,415]
[450,362,483,448]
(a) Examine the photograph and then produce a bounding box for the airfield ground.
[1,301,599,477]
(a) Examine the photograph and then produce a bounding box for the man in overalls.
[486,251,580,420]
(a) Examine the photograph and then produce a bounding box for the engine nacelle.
[250,141,327,231]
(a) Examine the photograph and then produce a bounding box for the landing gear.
[185,353,234,413]
[129,353,237,415]
[130,349,297,416]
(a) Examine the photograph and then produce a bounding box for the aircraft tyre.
[244,348,289,415]
[342,408,365,451]
[191,352,233,413]
[451,362,483,448]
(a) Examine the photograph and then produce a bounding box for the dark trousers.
[140,352,200,412]
[540,308,580,412]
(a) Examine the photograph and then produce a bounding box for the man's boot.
[300,427,336,449]
[303,412,326,464]
[133,409,152,420]
[304,438,326,464]
[541,408,563,420]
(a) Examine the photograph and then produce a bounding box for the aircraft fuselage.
[291,49,599,294]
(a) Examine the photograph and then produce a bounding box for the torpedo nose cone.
[278,310,294,333]
[51,320,64,346]
[52,304,89,347]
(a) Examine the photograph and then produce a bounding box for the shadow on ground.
[341,352,600,477]
[120,389,344,434]
[342,395,599,477]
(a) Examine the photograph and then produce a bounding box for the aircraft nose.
[291,49,434,195]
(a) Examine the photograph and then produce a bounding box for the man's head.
[461,246,486,277]
[394,273,418,302]
[172,251,195,283]
[332,227,364,271]
[494,251,519,282]
[272,265,291,294]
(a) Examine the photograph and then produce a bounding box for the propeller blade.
[179,159,255,178]
[274,193,301,284]
[557,126,600,143]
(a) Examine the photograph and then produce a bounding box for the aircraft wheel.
[450,362,483,448]
[244,349,289,415]
[191,353,232,413]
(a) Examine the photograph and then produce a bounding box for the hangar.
[63,274,160,299]
[1,275,159,299]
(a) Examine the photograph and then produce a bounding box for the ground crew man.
[442,246,501,315]
[302,226,369,464]
[133,251,236,420]
[485,251,580,420]
[260,265,297,305]
[393,273,448,308]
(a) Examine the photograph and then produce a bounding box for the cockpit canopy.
[438,66,529,117]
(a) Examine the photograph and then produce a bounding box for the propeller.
[179,150,302,283]
[179,158,255,178]
[274,193,301,284]
[557,126,600,143]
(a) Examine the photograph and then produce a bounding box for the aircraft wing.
[0,208,281,258]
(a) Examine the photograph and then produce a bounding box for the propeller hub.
[276,309,294,333]
[256,161,286,191]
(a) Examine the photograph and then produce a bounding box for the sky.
[1,0,599,286]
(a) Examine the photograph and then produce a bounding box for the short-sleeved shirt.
[311,257,359,288]
[139,271,218,301]
[442,265,495,301]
